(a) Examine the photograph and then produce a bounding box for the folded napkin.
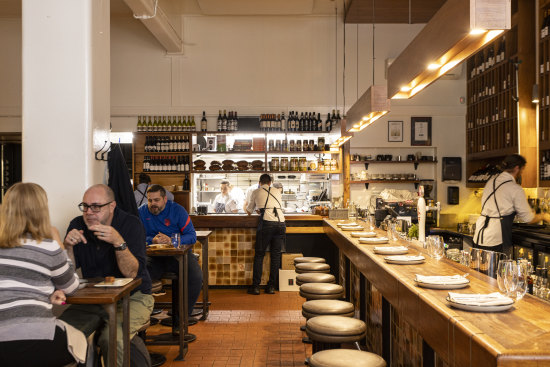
[385,255,425,261]
[415,274,469,285]
[338,222,358,227]
[374,246,408,252]
[352,232,376,237]
[447,292,513,306]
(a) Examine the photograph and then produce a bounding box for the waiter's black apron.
[475,174,515,252]
[256,187,285,252]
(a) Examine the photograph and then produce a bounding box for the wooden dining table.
[146,243,192,361]
[324,219,550,366]
[66,278,142,367]
[196,230,213,320]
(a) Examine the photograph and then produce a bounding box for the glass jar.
[318,137,325,151]
[296,140,302,152]
[275,139,281,151]
[309,140,315,151]
[299,157,307,171]
[280,157,289,171]
[268,140,274,151]
[289,140,295,152]
[302,140,308,151]
[282,139,288,152]
[270,157,280,171]
[290,157,299,171]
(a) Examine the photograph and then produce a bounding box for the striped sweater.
[0,237,79,341]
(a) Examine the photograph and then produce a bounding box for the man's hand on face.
[153,232,171,245]
[89,224,124,247]
[64,229,87,247]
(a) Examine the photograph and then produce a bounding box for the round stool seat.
[309,349,386,367]
[295,262,331,274]
[296,273,335,286]
[306,316,367,344]
[302,300,354,319]
[300,283,344,300]
[294,257,326,265]
[151,280,163,294]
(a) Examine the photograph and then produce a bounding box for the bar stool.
[301,299,353,343]
[299,283,345,300]
[306,315,367,353]
[296,273,335,286]
[294,257,326,265]
[309,349,386,367]
[295,262,331,274]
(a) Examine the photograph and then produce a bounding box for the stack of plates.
[341,225,364,231]
[359,237,389,244]
[373,246,409,255]
[414,274,469,289]
[384,255,425,264]
[350,231,377,238]
[446,292,514,312]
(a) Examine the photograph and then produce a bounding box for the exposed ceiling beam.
[123,0,183,54]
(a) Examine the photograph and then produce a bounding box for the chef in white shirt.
[246,174,285,295]
[213,180,239,213]
[474,154,550,255]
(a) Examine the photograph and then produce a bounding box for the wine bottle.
[201,111,207,132]
[326,113,332,132]
[281,112,286,131]
[183,173,190,191]
[234,111,239,131]
[222,110,228,131]
[217,110,222,131]
[191,116,196,131]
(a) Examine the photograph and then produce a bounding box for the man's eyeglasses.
[78,201,113,213]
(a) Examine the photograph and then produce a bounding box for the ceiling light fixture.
[330,134,354,150]
[387,0,510,99]
[346,0,390,133]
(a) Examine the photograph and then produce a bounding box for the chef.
[213,180,240,213]
[474,154,550,255]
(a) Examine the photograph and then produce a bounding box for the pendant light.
[347,0,391,133]
[387,0,510,99]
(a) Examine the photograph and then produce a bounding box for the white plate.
[446,297,514,312]
[373,247,409,255]
[341,226,364,231]
[359,237,389,244]
[384,255,425,265]
[94,278,134,288]
[337,222,359,227]
[415,280,470,289]
[350,231,377,238]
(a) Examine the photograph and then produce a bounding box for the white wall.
[0,13,469,215]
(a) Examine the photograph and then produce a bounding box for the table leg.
[122,295,130,367]
[200,237,209,320]
[106,303,117,367]
[174,253,188,361]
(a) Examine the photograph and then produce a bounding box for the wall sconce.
[387,0,510,99]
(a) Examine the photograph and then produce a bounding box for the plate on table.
[341,225,364,231]
[373,246,409,255]
[446,297,513,312]
[359,237,389,244]
[337,222,359,227]
[94,278,134,288]
[414,275,470,289]
[384,255,425,265]
[350,231,377,238]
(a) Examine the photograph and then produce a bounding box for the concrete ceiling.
[0,0,342,18]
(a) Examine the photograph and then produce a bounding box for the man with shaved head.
[63,184,153,367]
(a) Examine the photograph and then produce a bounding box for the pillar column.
[22,0,110,230]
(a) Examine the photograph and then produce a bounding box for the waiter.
[246,174,286,295]
[474,154,550,255]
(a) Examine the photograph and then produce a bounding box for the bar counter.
[191,214,337,286]
[324,219,550,367]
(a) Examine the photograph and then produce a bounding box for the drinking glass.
[460,250,471,267]
[367,215,375,231]
[497,260,518,297]
[171,233,181,249]
[515,260,531,301]
[427,235,444,260]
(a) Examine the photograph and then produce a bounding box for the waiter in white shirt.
[246,174,285,295]
[474,154,550,255]
[213,180,239,213]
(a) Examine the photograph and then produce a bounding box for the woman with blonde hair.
[0,182,85,366]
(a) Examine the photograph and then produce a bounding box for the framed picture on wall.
[388,121,403,142]
[411,117,432,146]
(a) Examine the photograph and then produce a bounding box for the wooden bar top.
[66,278,142,305]
[324,219,550,366]
[191,214,324,228]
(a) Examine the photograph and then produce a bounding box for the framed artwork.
[388,121,403,142]
[205,136,217,151]
[411,117,432,146]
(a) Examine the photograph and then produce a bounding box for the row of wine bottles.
[469,37,507,78]
[142,156,191,172]
[467,164,502,183]
[217,110,238,131]
[136,115,202,132]
[260,110,340,132]
[144,136,191,152]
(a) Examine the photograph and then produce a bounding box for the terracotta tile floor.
[146,289,311,366]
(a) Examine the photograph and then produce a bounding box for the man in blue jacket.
[138,184,203,335]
